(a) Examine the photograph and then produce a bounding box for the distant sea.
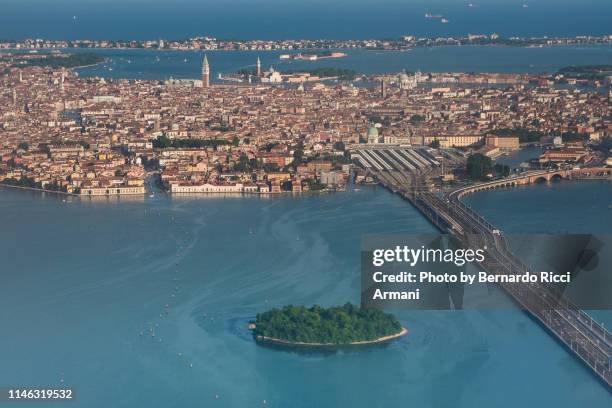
[1,0,611,40]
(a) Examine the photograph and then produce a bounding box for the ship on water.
[425,13,443,19]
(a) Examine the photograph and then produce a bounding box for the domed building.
[398,71,417,90]
[366,125,380,144]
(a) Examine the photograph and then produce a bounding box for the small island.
[250,303,407,347]
[12,53,104,69]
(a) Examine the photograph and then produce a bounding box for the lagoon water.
[71,45,612,81]
[1,181,611,407]
[2,41,612,407]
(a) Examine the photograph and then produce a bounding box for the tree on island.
[251,303,402,344]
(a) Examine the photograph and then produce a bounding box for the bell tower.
[202,54,210,88]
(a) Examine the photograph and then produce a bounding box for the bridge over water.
[458,167,611,195]
[354,148,612,387]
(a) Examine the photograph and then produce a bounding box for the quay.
[253,327,408,348]
[353,146,612,387]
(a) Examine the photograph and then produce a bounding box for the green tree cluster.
[233,153,260,172]
[466,154,510,180]
[152,135,232,149]
[466,153,493,180]
[252,303,402,344]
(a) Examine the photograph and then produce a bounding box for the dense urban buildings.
[0,53,610,197]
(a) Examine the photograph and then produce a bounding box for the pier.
[354,147,612,387]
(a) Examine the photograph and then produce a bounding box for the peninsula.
[250,303,406,347]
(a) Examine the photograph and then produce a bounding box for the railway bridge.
[461,167,611,195]
[353,151,612,387]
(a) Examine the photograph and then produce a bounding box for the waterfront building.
[270,181,281,193]
[486,135,519,150]
[79,185,145,196]
[539,147,588,163]
[292,178,302,193]
[320,171,345,186]
[260,67,282,83]
[169,182,259,194]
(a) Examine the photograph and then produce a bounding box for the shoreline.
[254,327,408,348]
[0,183,344,198]
[0,183,78,196]
[3,43,611,54]
[2,177,607,201]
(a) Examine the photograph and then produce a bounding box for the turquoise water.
[1,182,611,407]
[464,180,612,328]
[71,45,612,81]
[463,180,612,235]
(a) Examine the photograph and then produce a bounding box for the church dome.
[367,126,379,137]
